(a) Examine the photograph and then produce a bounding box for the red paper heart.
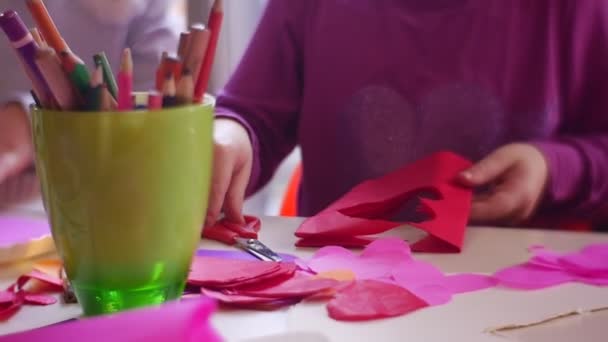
[327,280,428,321]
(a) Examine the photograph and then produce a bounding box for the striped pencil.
[176,68,194,105]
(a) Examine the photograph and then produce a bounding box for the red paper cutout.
[188,256,281,287]
[202,215,261,245]
[1,269,62,321]
[237,273,339,298]
[327,280,428,321]
[189,257,332,311]
[295,151,473,253]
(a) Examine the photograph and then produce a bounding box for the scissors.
[202,215,282,262]
[234,237,282,262]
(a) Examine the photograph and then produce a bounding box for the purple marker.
[0,10,54,107]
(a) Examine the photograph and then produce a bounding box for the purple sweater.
[216,0,608,222]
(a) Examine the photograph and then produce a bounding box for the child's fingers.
[222,158,251,225]
[469,176,527,224]
[459,146,516,186]
[206,146,236,228]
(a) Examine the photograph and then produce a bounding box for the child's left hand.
[457,143,549,225]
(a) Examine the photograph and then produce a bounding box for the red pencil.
[148,90,162,110]
[194,0,223,102]
[118,48,133,111]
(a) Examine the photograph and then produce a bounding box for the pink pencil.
[118,48,133,111]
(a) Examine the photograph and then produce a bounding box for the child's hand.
[457,143,549,225]
[0,103,33,188]
[206,118,253,228]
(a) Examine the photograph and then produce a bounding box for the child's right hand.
[206,118,253,228]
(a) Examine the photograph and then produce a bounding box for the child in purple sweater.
[208,0,608,230]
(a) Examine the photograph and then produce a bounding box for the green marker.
[93,52,118,100]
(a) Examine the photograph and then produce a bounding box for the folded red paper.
[295,151,473,253]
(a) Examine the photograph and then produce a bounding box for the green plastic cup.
[31,103,213,316]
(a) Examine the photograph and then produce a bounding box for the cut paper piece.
[493,244,608,290]
[0,297,222,342]
[237,273,339,298]
[202,215,261,245]
[223,263,297,289]
[327,280,428,321]
[12,270,64,291]
[294,151,473,253]
[190,238,496,322]
[315,270,356,282]
[443,274,499,294]
[0,216,54,264]
[302,238,496,308]
[188,256,281,287]
[305,238,412,280]
[0,269,64,320]
[201,288,287,306]
[295,236,373,248]
[0,292,15,303]
[196,249,297,263]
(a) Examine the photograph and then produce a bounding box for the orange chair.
[279,163,302,217]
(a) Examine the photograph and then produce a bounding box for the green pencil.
[93,52,118,100]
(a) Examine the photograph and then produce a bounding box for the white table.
[1,202,608,342]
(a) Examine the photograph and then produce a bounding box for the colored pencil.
[177,32,192,60]
[26,0,70,53]
[166,55,183,81]
[93,52,118,100]
[100,84,116,111]
[161,73,177,108]
[184,24,210,85]
[29,27,46,47]
[118,48,133,111]
[155,51,169,91]
[176,68,194,105]
[85,65,103,111]
[30,90,42,107]
[194,0,223,102]
[35,47,78,110]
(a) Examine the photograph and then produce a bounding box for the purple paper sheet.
[0,216,50,248]
[196,249,297,262]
